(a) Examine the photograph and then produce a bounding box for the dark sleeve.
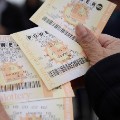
[85,53,120,120]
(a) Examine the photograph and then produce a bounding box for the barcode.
[42,16,76,40]
[0,81,41,92]
[48,57,87,78]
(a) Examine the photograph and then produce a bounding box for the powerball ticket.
[30,0,116,38]
[4,98,73,120]
[14,0,116,90]
[11,27,89,90]
[0,36,74,104]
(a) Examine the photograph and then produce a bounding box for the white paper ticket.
[4,98,73,120]
[30,0,116,38]
[11,27,89,90]
[0,36,74,104]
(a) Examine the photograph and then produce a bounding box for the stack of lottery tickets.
[0,0,116,120]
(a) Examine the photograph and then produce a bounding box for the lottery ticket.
[0,36,74,104]
[30,0,116,38]
[11,27,89,90]
[4,98,73,120]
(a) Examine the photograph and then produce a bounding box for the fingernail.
[75,24,88,37]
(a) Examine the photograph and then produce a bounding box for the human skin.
[0,102,10,120]
[71,0,120,89]
[0,0,120,119]
[71,24,120,89]
[75,24,120,66]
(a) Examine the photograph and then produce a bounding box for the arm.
[85,54,120,120]
[75,24,120,120]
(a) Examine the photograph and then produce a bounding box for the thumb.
[75,24,103,65]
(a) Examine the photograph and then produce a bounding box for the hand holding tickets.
[0,0,116,119]
[11,0,116,90]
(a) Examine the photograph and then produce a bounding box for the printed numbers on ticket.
[11,27,89,90]
[4,98,73,120]
[0,36,74,104]
[30,0,116,38]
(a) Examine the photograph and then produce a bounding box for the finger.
[98,34,119,48]
[75,24,103,65]
[75,24,102,50]
[0,102,10,120]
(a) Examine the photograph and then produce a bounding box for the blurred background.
[0,0,120,38]
[0,0,120,120]
[0,0,44,34]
